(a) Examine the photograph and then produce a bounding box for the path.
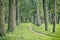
[29,26,60,38]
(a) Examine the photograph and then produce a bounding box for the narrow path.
[29,26,60,38]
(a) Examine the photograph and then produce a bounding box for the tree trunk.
[35,0,41,26]
[8,0,16,32]
[0,0,5,36]
[31,0,41,26]
[53,0,56,33]
[16,0,20,25]
[43,0,48,31]
[48,0,53,24]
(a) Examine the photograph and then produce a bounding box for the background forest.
[0,0,60,40]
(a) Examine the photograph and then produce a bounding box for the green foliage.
[3,0,60,40]
[4,0,60,21]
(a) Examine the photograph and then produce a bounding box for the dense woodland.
[0,0,60,40]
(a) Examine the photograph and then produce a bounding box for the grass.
[32,23,60,40]
[0,23,60,40]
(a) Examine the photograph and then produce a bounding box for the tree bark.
[0,0,5,36]
[35,0,41,26]
[8,0,16,32]
[31,0,41,26]
[43,0,48,31]
[16,0,20,25]
[53,0,56,33]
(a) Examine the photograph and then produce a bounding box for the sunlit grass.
[32,23,60,39]
[0,23,60,40]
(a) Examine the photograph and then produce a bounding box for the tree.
[53,0,56,33]
[8,0,16,32]
[35,0,41,26]
[43,0,48,31]
[0,0,5,36]
[16,0,20,25]
[31,0,41,26]
[48,0,52,24]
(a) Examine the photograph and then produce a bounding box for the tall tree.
[48,0,54,24]
[43,0,48,31]
[48,0,52,23]
[31,0,41,26]
[8,0,16,32]
[35,0,41,26]
[0,0,5,36]
[53,0,56,33]
[16,0,20,25]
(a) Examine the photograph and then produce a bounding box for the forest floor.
[0,23,60,40]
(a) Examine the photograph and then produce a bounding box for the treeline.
[0,0,60,37]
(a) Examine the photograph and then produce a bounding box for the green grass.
[32,23,60,40]
[0,23,60,40]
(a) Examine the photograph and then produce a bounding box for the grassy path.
[29,26,60,38]
[0,23,60,40]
